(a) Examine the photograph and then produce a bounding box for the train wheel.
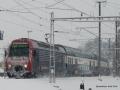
[32,72,37,78]
[7,72,13,78]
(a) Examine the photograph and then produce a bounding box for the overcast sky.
[0,0,120,50]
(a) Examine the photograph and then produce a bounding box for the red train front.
[5,38,33,78]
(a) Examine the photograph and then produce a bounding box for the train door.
[32,49,40,75]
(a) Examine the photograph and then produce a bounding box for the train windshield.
[9,44,29,57]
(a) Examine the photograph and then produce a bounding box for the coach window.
[93,61,95,67]
[70,58,72,64]
[69,58,70,64]
[86,66,87,70]
[69,58,71,64]
[80,65,82,70]
[81,65,83,70]
[68,57,69,64]
[71,58,73,64]
[68,57,70,64]
[72,59,73,64]
[83,66,85,70]
[87,66,89,70]
[84,65,86,70]
[75,59,77,64]
[68,58,70,64]
[73,59,75,64]
[67,57,69,63]
[85,66,87,70]
[86,66,88,70]
[65,57,67,63]
[66,58,68,64]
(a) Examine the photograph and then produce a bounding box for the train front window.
[9,44,29,56]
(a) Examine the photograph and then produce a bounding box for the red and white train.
[5,38,110,78]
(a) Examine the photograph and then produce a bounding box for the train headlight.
[24,64,27,68]
[8,64,11,68]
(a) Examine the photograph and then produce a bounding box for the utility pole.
[108,38,112,74]
[115,21,118,76]
[96,0,106,75]
[49,12,55,83]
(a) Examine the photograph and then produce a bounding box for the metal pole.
[49,13,52,83]
[97,1,106,75]
[49,12,55,83]
[115,21,118,76]
[98,1,102,75]
[53,12,55,83]
[27,30,32,39]
[108,38,111,74]
[49,23,51,82]
[4,48,6,78]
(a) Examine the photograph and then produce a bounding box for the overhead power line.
[50,0,91,16]
[7,11,43,26]
[82,28,98,37]
[45,7,73,11]
[20,0,49,14]
[59,2,91,16]
[69,38,95,41]
[15,0,76,32]
[0,18,41,31]
[0,5,45,29]
[0,9,31,13]
[0,5,43,26]
[9,0,36,9]
[13,0,42,19]
[46,0,65,8]
[31,0,48,5]
[107,1,120,6]
[14,0,50,22]
[75,0,115,32]
[11,0,71,32]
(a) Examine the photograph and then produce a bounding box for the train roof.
[56,44,89,57]
[55,44,108,62]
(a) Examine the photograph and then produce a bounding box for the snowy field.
[0,76,119,90]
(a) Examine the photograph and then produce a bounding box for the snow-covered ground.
[56,76,120,90]
[0,76,119,90]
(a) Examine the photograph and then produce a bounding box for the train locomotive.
[5,38,110,78]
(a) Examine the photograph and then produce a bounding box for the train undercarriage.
[6,65,36,78]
